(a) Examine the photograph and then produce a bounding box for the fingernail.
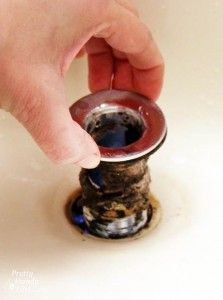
[76,153,101,169]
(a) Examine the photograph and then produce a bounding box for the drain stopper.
[69,90,167,239]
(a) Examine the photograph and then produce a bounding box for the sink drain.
[66,190,161,240]
[68,90,166,240]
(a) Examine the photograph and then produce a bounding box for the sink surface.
[0,1,222,299]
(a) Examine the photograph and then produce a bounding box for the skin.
[0,0,164,168]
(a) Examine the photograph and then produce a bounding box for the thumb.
[9,66,100,168]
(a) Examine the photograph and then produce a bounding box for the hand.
[0,0,164,168]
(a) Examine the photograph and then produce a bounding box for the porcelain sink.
[0,1,222,299]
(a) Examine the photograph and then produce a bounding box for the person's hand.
[0,0,164,168]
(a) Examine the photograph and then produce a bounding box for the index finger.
[89,1,164,100]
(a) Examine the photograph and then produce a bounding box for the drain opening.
[66,191,161,241]
[85,106,145,148]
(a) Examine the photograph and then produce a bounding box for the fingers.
[86,0,164,100]
[76,47,86,58]
[86,38,113,92]
[8,65,100,168]
[106,1,163,70]
[112,59,164,100]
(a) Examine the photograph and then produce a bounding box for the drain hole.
[85,107,145,148]
[66,191,161,240]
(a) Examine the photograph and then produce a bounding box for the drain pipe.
[69,90,167,239]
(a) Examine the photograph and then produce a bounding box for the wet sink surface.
[0,1,223,299]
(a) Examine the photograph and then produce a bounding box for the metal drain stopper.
[69,90,167,239]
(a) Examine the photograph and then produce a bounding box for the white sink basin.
[0,1,222,299]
